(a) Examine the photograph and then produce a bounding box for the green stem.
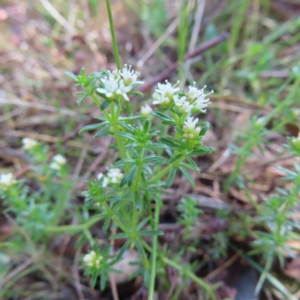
[102,202,131,236]
[150,157,185,183]
[163,257,216,300]
[254,255,273,297]
[105,0,121,69]
[148,199,160,300]
[141,240,216,299]
[105,0,132,115]
[46,215,104,233]
[109,103,130,174]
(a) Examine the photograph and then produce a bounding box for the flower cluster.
[50,154,67,170]
[152,81,212,113]
[97,167,124,187]
[22,138,38,150]
[152,81,180,106]
[96,65,143,101]
[183,116,201,140]
[140,104,153,117]
[83,250,103,268]
[152,81,213,140]
[0,173,16,191]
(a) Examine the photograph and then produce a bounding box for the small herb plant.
[66,64,215,298]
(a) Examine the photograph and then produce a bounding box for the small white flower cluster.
[152,81,212,113]
[97,167,124,187]
[140,104,153,117]
[83,250,103,268]
[96,65,143,101]
[183,115,201,140]
[152,81,180,106]
[50,154,67,170]
[0,173,16,190]
[22,138,38,150]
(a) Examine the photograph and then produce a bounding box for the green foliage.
[66,64,215,297]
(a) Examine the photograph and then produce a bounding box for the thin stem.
[141,240,216,299]
[102,202,131,236]
[105,0,132,115]
[150,157,185,183]
[163,257,216,300]
[109,103,130,174]
[148,199,160,300]
[46,215,104,233]
[105,0,121,69]
[254,255,273,297]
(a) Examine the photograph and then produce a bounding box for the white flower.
[187,85,199,99]
[118,64,143,87]
[116,79,132,101]
[182,115,200,139]
[97,173,108,187]
[174,95,193,113]
[107,168,124,184]
[50,154,66,170]
[22,138,38,150]
[189,85,213,113]
[140,104,153,117]
[152,92,170,105]
[83,250,103,268]
[155,81,180,97]
[96,73,119,99]
[152,81,180,106]
[0,173,16,190]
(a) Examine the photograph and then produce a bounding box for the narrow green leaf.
[118,122,134,132]
[94,115,108,121]
[119,115,144,122]
[131,83,143,90]
[120,175,128,187]
[144,156,166,164]
[103,217,111,233]
[180,166,195,188]
[160,137,177,147]
[76,92,89,104]
[139,230,164,237]
[100,100,110,110]
[151,111,174,122]
[190,147,214,156]
[186,156,200,172]
[114,158,135,167]
[65,71,78,81]
[80,67,86,77]
[128,165,138,187]
[118,132,137,141]
[79,122,108,134]
[168,154,183,164]
[165,167,176,188]
[137,217,150,230]
[174,126,184,135]
[94,125,110,137]
[91,273,97,288]
[143,119,150,133]
[100,275,106,291]
[199,125,210,136]
[134,191,141,210]
[142,164,153,175]
[115,240,131,261]
[109,232,129,240]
